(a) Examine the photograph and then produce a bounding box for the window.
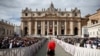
[61,21,64,27]
[67,14,69,16]
[55,27,57,35]
[74,27,78,35]
[49,21,53,27]
[55,21,57,25]
[75,13,77,16]
[45,21,47,25]
[55,31,57,35]
[25,13,28,16]
[37,29,41,35]
[49,21,53,25]
[61,29,64,35]
[37,12,41,16]
[61,12,64,15]
[33,13,34,16]
[93,21,95,24]
[24,27,28,35]
[45,31,47,35]
[96,21,98,23]
[37,21,41,28]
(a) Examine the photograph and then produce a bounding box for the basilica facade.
[21,3,86,36]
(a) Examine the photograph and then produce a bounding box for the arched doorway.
[49,28,52,35]
[24,27,28,36]
[37,29,41,35]
[74,27,78,35]
[61,29,64,35]
[55,31,57,35]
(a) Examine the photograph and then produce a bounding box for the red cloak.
[48,40,56,50]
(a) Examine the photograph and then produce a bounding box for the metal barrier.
[0,38,47,56]
[54,38,100,56]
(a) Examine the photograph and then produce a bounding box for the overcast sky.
[0,0,100,26]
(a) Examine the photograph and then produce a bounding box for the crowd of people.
[0,37,42,49]
[79,38,100,49]
[57,37,100,49]
[57,37,77,45]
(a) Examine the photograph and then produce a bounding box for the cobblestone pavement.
[35,41,72,56]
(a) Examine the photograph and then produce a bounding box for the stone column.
[35,21,37,35]
[57,21,59,35]
[41,21,42,35]
[41,21,45,35]
[28,21,32,35]
[47,21,49,35]
[53,21,55,35]
[21,22,24,36]
[43,21,45,35]
[65,21,67,35]
[70,20,74,35]
[78,21,81,36]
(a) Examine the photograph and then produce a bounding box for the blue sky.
[0,0,100,26]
